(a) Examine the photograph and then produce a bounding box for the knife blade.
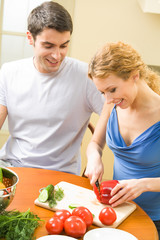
[95,179,100,195]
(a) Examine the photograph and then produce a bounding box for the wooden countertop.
[7,167,158,240]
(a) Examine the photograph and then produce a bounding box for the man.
[0,1,104,175]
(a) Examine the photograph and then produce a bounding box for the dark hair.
[27,1,73,40]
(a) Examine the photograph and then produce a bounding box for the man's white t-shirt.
[0,57,104,175]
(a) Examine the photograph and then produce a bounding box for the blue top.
[106,106,160,221]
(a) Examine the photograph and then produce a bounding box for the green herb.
[54,187,64,201]
[48,196,57,208]
[38,184,64,208]
[48,187,64,208]
[0,167,3,182]
[0,209,43,240]
[68,204,79,209]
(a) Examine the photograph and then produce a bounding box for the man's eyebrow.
[42,41,53,45]
[42,40,70,46]
[61,40,70,45]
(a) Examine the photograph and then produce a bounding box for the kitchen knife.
[95,179,100,195]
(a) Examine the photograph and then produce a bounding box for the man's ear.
[27,31,34,45]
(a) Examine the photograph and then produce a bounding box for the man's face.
[27,28,71,73]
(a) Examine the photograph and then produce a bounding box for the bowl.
[0,167,19,212]
[83,228,138,240]
[37,236,77,240]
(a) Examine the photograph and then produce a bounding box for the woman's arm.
[85,101,114,185]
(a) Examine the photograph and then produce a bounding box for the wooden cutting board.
[34,181,136,228]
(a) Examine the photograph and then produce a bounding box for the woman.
[85,41,160,236]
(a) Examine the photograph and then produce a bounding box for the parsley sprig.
[0,209,43,240]
[48,186,64,208]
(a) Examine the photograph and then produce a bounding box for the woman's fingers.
[109,179,144,207]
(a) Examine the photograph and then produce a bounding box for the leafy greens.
[0,209,43,240]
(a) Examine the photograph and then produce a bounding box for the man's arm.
[0,104,8,129]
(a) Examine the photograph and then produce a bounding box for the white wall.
[1,0,160,179]
[71,0,160,66]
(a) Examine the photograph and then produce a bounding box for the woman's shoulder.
[150,93,160,121]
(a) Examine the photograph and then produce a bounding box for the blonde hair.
[88,41,160,95]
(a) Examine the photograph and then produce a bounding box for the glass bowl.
[0,167,19,212]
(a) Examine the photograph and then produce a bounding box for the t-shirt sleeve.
[0,65,7,106]
[86,76,105,115]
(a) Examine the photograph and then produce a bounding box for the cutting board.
[34,181,136,228]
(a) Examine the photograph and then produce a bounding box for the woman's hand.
[109,178,148,207]
[85,150,104,186]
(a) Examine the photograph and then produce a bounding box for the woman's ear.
[27,31,34,45]
[132,70,140,82]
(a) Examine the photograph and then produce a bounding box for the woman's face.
[93,74,138,109]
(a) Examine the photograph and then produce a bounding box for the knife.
[95,179,100,195]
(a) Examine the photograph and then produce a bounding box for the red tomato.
[72,206,93,227]
[54,209,71,223]
[99,207,117,225]
[46,216,63,234]
[64,216,86,238]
